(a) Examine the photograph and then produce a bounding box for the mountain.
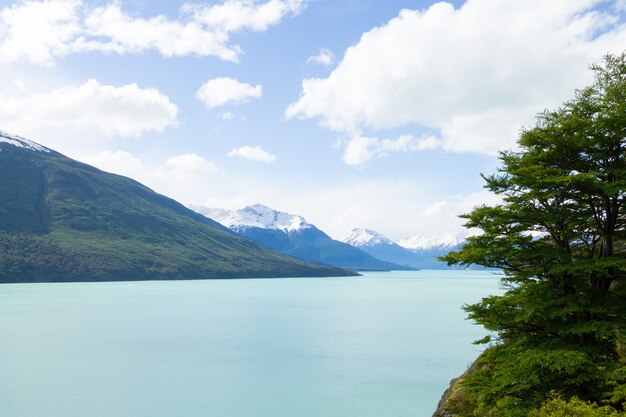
[0,131,355,282]
[343,228,470,269]
[193,205,411,271]
[397,232,472,269]
[398,232,469,250]
[198,204,312,234]
[343,228,422,267]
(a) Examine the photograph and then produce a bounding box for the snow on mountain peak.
[398,232,470,250]
[0,130,50,153]
[192,204,313,232]
[342,228,395,247]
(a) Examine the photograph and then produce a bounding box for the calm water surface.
[0,270,503,417]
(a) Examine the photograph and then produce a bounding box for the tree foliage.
[442,53,626,416]
[528,397,623,417]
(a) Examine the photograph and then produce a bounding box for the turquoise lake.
[0,270,503,417]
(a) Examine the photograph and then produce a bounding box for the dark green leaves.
[442,53,626,416]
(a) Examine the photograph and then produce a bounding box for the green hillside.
[0,137,355,282]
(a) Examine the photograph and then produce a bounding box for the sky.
[1,0,625,241]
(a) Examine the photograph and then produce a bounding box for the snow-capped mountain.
[398,232,471,251]
[343,228,396,248]
[342,228,422,268]
[192,205,412,271]
[193,204,312,233]
[0,130,50,153]
[343,228,473,269]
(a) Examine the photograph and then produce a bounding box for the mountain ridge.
[194,205,413,271]
[0,132,355,282]
[193,204,313,233]
[343,228,470,269]
[343,228,396,248]
[398,232,471,250]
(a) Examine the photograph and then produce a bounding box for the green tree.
[442,53,626,416]
[528,397,623,417]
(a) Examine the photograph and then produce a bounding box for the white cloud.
[342,134,439,165]
[84,150,221,204]
[0,79,178,138]
[287,0,626,157]
[191,176,495,240]
[92,150,144,177]
[0,0,306,65]
[228,145,276,163]
[218,111,235,120]
[81,2,240,61]
[165,153,219,174]
[423,200,450,217]
[416,191,502,230]
[83,150,495,240]
[277,181,500,240]
[188,0,305,33]
[190,179,430,239]
[196,77,262,108]
[0,0,81,65]
[307,48,334,66]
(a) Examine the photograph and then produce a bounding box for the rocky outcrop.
[432,375,466,417]
[432,353,486,417]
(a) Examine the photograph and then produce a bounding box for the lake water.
[0,270,503,417]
